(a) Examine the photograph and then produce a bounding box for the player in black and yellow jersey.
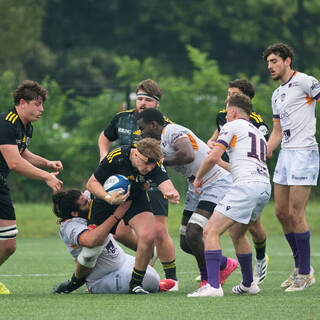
[207,79,270,285]
[98,79,178,289]
[87,138,179,294]
[0,80,63,294]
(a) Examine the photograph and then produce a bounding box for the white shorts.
[273,149,319,186]
[215,181,271,224]
[86,255,160,293]
[184,175,232,212]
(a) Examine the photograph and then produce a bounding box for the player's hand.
[193,177,202,195]
[106,189,130,205]
[165,190,180,204]
[113,200,132,219]
[207,140,215,149]
[47,160,63,172]
[46,171,63,192]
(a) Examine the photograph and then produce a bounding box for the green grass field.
[0,201,320,320]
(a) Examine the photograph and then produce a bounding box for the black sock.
[69,273,86,291]
[254,239,266,260]
[129,268,146,289]
[161,259,177,280]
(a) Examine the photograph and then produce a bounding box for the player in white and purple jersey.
[52,190,175,294]
[192,93,271,297]
[137,108,239,296]
[263,43,320,292]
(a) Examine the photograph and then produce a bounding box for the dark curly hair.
[13,80,48,106]
[52,190,82,224]
[263,43,294,68]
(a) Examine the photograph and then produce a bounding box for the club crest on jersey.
[105,240,119,257]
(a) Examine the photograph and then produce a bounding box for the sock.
[236,253,253,288]
[285,232,299,268]
[254,238,266,260]
[129,268,146,289]
[295,231,310,275]
[205,250,221,289]
[199,266,207,282]
[220,255,228,270]
[161,259,177,280]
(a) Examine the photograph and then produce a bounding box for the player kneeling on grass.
[52,190,175,294]
[192,93,271,297]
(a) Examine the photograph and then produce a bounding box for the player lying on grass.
[52,189,176,294]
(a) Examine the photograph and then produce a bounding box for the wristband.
[113,215,120,222]
[105,193,112,204]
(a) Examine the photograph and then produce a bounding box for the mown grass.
[0,201,319,320]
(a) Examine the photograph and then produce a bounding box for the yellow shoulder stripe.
[5,112,19,124]
[250,112,263,123]
[107,148,122,163]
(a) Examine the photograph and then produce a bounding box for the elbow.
[7,160,19,171]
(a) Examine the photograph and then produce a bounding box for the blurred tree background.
[0,0,319,201]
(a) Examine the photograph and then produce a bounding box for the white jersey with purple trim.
[272,71,320,150]
[59,217,126,282]
[161,123,229,183]
[216,119,270,183]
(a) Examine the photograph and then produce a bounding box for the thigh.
[129,211,155,237]
[274,183,290,214]
[289,186,311,212]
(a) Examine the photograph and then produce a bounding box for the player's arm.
[217,158,230,172]
[98,131,113,162]
[0,145,63,192]
[21,148,63,172]
[207,129,219,149]
[78,201,132,247]
[163,137,194,166]
[194,145,225,194]
[267,121,282,158]
[157,179,180,204]
[86,174,129,205]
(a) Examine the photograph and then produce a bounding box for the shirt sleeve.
[301,75,320,101]
[215,121,235,151]
[0,120,17,145]
[93,157,116,185]
[60,219,88,246]
[146,163,169,186]
[103,113,120,141]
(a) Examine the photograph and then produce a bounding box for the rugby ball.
[103,174,130,195]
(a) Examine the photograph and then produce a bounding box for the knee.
[186,224,202,246]
[154,224,168,243]
[180,235,193,255]
[2,240,16,258]
[275,207,289,222]
[139,230,156,248]
[203,224,218,242]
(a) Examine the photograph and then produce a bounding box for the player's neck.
[280,69,295,84]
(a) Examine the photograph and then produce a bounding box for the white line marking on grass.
[0,273,68,277]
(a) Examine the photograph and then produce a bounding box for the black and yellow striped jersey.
[104,109,173,146]
[94,145,169,198]
[216,109,269,140]
[0,107,33,177]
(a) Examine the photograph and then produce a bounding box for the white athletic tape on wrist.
[77,245,104,268]
[188,213,209,229]
[179,225,187,236]
[0,225,18,240]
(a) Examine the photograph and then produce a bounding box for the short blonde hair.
[136,138,163,163]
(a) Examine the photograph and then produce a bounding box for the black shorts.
[148,190,168,217]
[0,184,15,220]
[88,190,152,233]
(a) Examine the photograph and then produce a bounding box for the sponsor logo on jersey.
[118,128,131,134]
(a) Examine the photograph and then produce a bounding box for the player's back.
[217,119,269,183]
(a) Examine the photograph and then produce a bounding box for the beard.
[78,209,89,219]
